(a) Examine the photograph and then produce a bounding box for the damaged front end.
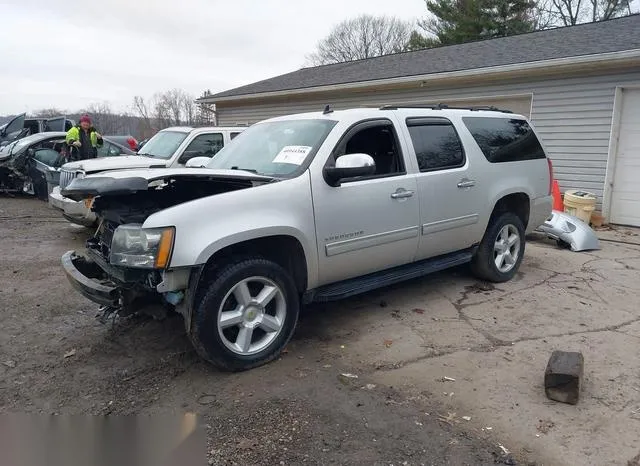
[60,170,267,320]
[535,210,601,251]
[0,147,33,195]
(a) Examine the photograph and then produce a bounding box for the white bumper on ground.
[49,186,97,227]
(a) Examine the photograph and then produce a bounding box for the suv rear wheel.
[471,212,525,282]
[189,258,299,371]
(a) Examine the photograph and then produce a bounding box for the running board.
[304,247,475,304]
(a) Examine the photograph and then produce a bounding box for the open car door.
[0,113,26,144]
[44,116,67,132]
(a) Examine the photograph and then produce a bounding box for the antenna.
[323,105,333,115]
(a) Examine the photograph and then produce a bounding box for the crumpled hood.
[61,167,275,201]
[62,156,168,173]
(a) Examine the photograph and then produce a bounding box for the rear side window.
[406,118,464,171]
[463,117,545,163]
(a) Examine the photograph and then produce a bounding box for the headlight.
[109,225,175,269]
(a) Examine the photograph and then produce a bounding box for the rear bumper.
[528,195,553,233]
[61,251,119,306]
[50,187,97,226]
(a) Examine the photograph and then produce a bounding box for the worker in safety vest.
[65,114,103,160]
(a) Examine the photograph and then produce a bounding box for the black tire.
[471,212,526,283]
[32,179,48,201]
[189,258,299,372]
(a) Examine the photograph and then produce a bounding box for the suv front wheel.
[471,212,525,283]
[189,258,299,371]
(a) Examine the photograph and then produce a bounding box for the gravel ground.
[0,196,512,466]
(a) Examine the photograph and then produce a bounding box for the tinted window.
[407,119,464,171]
[184,133,224,157]
[463,117,545,163]
[97,142,123,158]
[230,132,241,140]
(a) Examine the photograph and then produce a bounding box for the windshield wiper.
[230,166,258,174]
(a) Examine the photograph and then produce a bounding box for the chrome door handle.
[391,189,414,199]
[457,179,476,189]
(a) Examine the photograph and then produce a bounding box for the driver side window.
[184,133,224,158]
[330,121,405,179]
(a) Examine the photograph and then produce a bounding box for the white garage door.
[610,88,640,227]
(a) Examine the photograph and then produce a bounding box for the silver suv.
[60,106,553,371]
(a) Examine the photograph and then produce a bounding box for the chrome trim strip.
[422,214,479,235]
[325,226,419,257]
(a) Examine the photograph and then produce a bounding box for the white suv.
[49,126,246,225]
[61,106,553,371]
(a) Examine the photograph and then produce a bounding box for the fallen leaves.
[383,339,393,348]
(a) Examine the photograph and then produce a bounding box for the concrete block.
[544,350,584,405]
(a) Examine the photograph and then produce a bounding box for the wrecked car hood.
[62,156,168,173]
[61,168,275,201]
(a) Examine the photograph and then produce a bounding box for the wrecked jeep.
[61,107,552,371]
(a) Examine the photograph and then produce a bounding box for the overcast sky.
[0,0,426,115]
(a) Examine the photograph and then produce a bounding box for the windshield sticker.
[273,146,312,165]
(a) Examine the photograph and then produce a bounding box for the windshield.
[137,131,188,159]
[206,119,337,176]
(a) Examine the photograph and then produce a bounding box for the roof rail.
[379,103,513,114]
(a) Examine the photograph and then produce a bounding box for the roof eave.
[203,49,640,104]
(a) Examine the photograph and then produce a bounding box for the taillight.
[547,158,554,195]
[127,137,137,150]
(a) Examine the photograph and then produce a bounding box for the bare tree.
[146,89,197,128]
[133,96,151,128]
[33,108,68,118]
[196,89,217,126]
[535,0,634,26]
[306,15,413,65]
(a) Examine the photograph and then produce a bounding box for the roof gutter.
[204,49,640,104]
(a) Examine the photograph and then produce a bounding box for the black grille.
[87,221,118,259]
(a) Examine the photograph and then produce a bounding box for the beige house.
[201,15,640,226]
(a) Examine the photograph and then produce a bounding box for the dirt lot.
[2,197,640,466]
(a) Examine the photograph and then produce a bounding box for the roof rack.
[378,103,513,113]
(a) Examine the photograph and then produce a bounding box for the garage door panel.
[610,88,640,226]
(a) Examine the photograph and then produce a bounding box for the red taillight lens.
[547,158,554,195]
[127,137,137,150]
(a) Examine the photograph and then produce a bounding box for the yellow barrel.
[563,190,597,224]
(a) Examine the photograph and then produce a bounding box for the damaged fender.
[535,210,601,251]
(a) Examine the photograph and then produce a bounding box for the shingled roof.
[210,15,640,100]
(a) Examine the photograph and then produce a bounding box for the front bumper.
[50,186,97,226]
[61,251,119,306]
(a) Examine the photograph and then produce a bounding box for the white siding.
[217,69,640,208]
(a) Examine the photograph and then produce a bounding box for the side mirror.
[178,150,201,165]
[185,156,211,168]
[323,153,376,187]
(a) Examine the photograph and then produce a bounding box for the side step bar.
[304,247,476,304]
